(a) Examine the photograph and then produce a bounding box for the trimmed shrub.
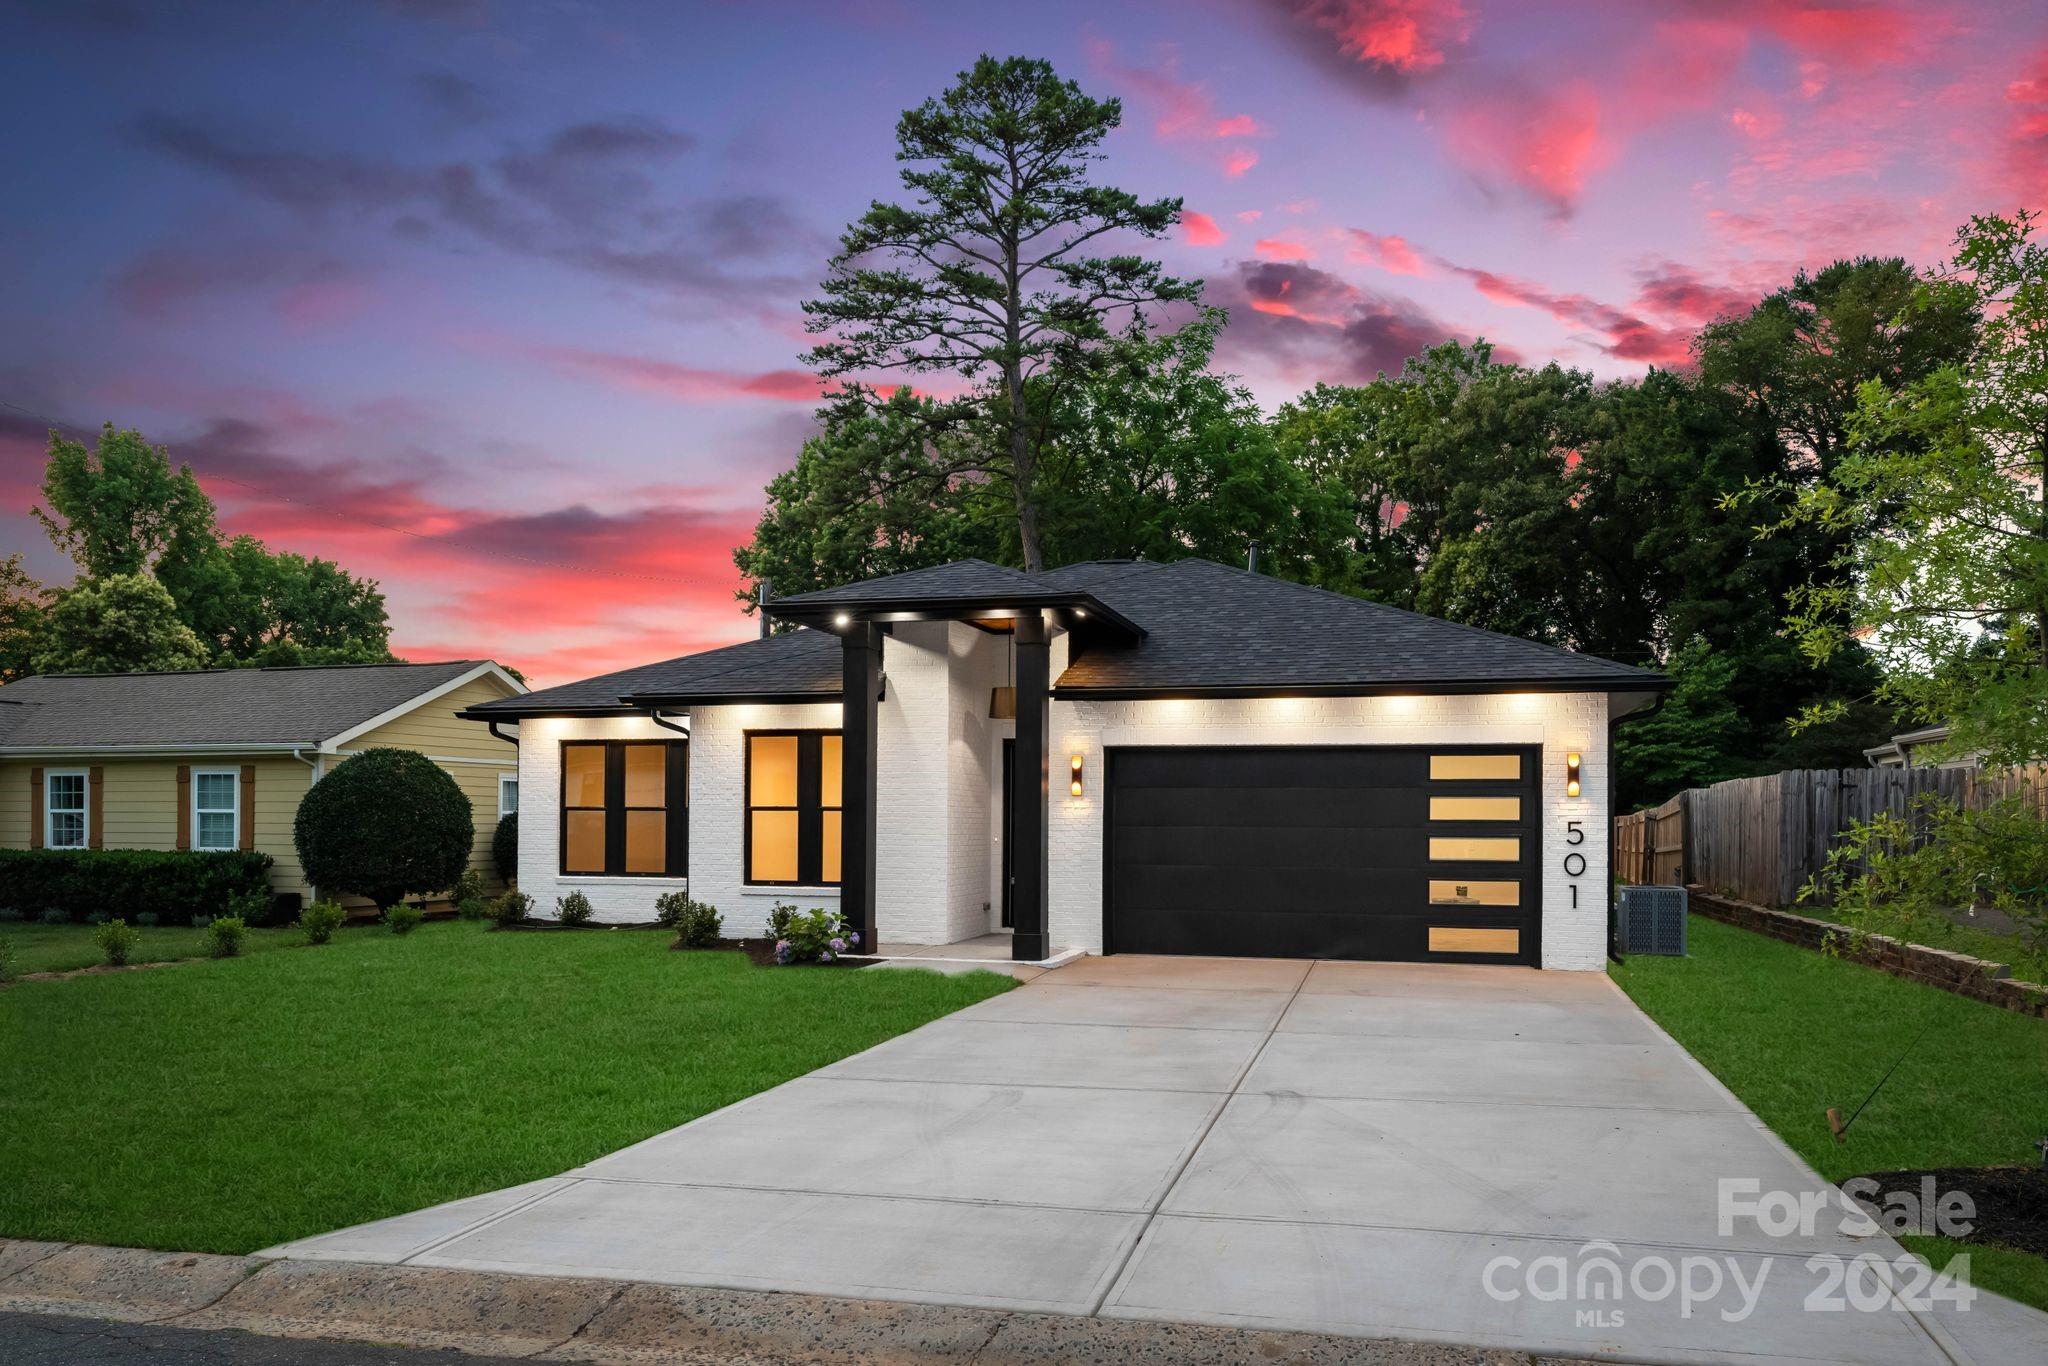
[93,918,140,966]
[204,915,246,959]
[772,907,858,965]
[383,903,424,935]
[227,888,276,927]
[455,897,490,921]
[556,890,593,926]
[656,892,723,948]
[492,813,517,883]
[488,889,532,929]
[294,748,472,911]
[0,849,273,926]
[299,900,347,945]
[452,869,487,905]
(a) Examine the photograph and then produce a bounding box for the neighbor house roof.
[461,629,841,719]
[0,660,518,752]
[461,556,1668,722]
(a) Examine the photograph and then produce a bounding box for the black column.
[840,621,882,954]
[1011,610,1050,962]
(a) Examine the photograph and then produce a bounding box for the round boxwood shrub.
[295,748,473,912]
[492,812,517,883]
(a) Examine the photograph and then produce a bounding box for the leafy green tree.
[803,54,1197,572]
[1612,640,1753,810]
[29,424,394,669]
[32,573,211,675]
[34,425,216,585]
[1772,212,2048,766]
[0,555,49,684]
[1270,380,1422,605]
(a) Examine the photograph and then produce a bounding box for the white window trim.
[192,768,241,852]
[44,768,88,850]
[498,773,519,820]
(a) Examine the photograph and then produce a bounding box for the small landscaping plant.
[488,889,532,929]
[772,906,858,965]
[91,918,140,967]
[203,915,246,959]
[451,869,486,905]
[227,888,276,927]
[383,903,424,935]
[656,892,723,947]
[556,890,594,926]
[455,896,490,921]
[298,900,347,945]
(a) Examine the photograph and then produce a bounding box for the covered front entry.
[1104,745,1539,964]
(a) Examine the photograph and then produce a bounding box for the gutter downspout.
[486,720,518,746]
[1607,690,1670,965]
[644,709,690,738]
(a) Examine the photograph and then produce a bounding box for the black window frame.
[557,740,688,878]
[743,729,842,888]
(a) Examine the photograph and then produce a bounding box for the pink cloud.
[1345,229,1426,276]
[1223,148,1261,177]
[1440,82,1608,216]
[1425,251,1696,366]
[1181,210,1228,246]
[539,347,827,403]
[1237,209,1264,222]
[1281,0,1471,76]
[1086,38,1265,175]
[1212,114,1265,138]
[1255,237,1313,261]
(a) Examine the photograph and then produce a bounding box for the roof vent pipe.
[1246,540,1261,574]
[757,577,772,638]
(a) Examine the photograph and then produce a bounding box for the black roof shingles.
[1058,558,1662,693]
[464,629,840,717]
[0,660,499,750]
[470,557,1665,718]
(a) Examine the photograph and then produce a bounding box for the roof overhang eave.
[766,592,1145,641]
[617,689,844,708]
[1051,675,1673,702]
[0,742,318,758]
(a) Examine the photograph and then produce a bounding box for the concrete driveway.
[272,956,2044,1365]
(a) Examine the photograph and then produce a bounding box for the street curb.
[0,1238,1553,1363]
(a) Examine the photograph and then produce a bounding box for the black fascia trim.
[1052,675,1672,701]
[457,705,643,721]
[619,688,844,708]
[766,592,1145,640]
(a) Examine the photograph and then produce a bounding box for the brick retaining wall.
[1687,887,2048,1019]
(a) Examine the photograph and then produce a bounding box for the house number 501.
[1563,820,1586,907]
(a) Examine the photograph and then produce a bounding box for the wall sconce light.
[1070,753,1084,797]
[833,612,851,627]
[1565,752,1582,798]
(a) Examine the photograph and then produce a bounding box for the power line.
[1,399,741,588]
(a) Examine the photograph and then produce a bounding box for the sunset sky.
[3,0,2043,686]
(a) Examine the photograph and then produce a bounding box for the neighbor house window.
[559,741,685,877]
[745,731,841,886]
[45,771,87,850]
[499,774,519,819]
[192,770,240,851]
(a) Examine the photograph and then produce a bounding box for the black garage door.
[1105,746,1538,964]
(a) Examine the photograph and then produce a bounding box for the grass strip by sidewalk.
[0,921,1014,1254]
[1613,914,2048,1311]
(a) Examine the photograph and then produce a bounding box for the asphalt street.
[0,1313,526,1366]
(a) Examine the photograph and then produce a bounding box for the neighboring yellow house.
[0,660,526,909]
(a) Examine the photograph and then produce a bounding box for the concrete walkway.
[269,956,2046,1365]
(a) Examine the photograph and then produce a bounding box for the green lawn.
[1614,914,2048,1310]
[0,921,1015,1254]
[1,919,306,975]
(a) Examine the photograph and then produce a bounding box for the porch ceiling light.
[1565,752,1582,799]
[1070,752,1084,797]
[834,612,851,627]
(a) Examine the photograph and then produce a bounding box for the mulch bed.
[1847,1166,2048,1256]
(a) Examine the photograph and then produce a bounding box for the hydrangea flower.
[821,950,835,962]
[829,937,846,952]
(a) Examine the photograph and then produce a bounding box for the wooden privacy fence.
[1614,763,2048,907]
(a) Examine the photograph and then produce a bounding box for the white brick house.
[465,558,1667,969]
